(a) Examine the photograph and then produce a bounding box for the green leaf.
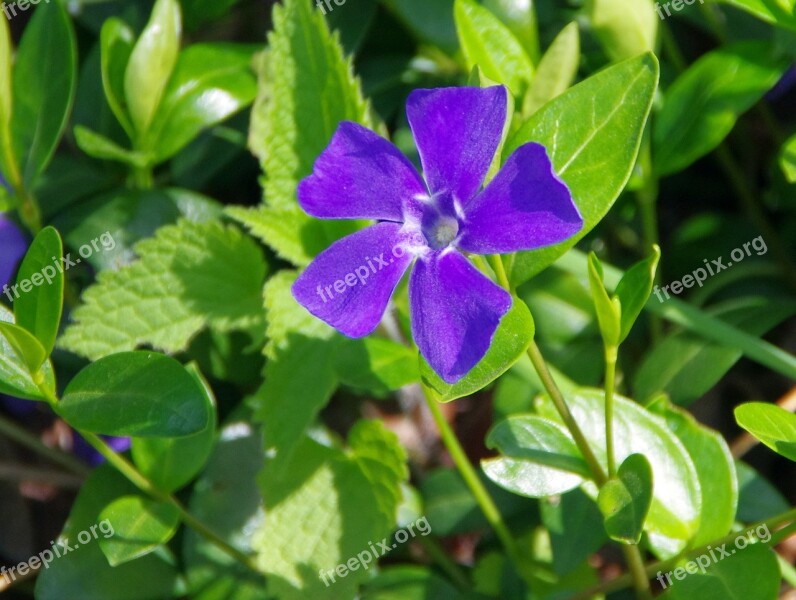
[131,364,217,493]
[653,42,786,176]
[420,297,535,402]
[74,126,151,167]
[454,0,534,96]
[597,453,653,544]
[98,496,180,567]
[660,543,779,599]
[541,489,607,576]
[59,219,266,360]
[361,566,465,600]
[735,402,796,462]
[58,351,211,437]
[523,22,580,116]
[717,0,796,30]
[536,388,700,556]
[483,415,590,498]
[334,337,420,394]
[0,321,47,381]
[11,0,77,187]
[124,0,182,136]
[482,0,539,61]
[587,0,657,62]
[382,0,458,53]
[588,252,621,347]
[100,18,136,137]
[780,132,796,183]
[736,461,789,523]
[13,227,64,356]
[614,244,659,341]
[649,400,737,546]
[0,15,12,181]
[146,44,256,162]
[35,466,179,600]
[505,53,658,287]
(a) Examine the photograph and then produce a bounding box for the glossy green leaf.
[505,53,658,287]
[523,22,580,116]
[35,466,179,600]
[653,42,786,176]
[780,132,796,183]
[11,0,77,187]
[587,0,657,62]
[614,244,659,341]
[588,252,621,347]
[13,227,64,356]
[124,0,182,136]
[660,543,780,599]
[74,126,150,167]
[454,0,534,96]
[100,18,136,136]
[483,0,539,60]
[58,351,210,437]
[131,364,217,493]
[536,388,700,556]
[146,44,256,162]
[735,402,796,462]
[648,401,737,546]
[98,496,180,567]
[483,415,589,497]
[421,297,535,402]
[0,305,55,402]
[597,453,653,544]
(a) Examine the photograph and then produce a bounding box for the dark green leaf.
[58,351,211,437]
[597,453,653,544]
[541,489,607,576]
[98,496,180,567]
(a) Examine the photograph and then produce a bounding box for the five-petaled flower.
[292,85,583,383]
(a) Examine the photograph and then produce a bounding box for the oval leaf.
[597,453,653,544]
[735,402,796,462]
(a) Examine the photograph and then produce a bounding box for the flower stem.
[623,545,653,599]
[604,345,618,478]
[78,430,261,574]
[0,413,90,477]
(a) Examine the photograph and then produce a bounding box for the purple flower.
[72,433,131,467]
[292,86,582,383]
[0,213,27,293]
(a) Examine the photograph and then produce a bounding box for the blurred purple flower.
[292,86,582,383]
[767,65,796,101]
[0,213,27,293]
[72,433,132,466]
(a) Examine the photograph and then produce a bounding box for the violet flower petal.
[0,215,27,290]
[409,250,511,384]
[298,122,427,222]
[457,142,583,254]
[292,222,419,337]
[406,86,507,205]
[73,433,131,467]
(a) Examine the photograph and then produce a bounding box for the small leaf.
[735,402,796,462]
[653,42,786,176]
[597,453,653,544]
[100,18,136,136]
[588,252,621,347]
[540,489,607,576]
[0,322,47,380]
[454,0,534,96]
[614,244,659,341]
[11,0,77,187]
[587,0,657,62]
[98,496,180,567]
[420,298,535,402]
[58,351,210,437]
[74,126,151,167]
[780,132,796,183]
[483,415,590,497]
[523,22,580,116]
[124,0,182,136]
[14,227,64,356]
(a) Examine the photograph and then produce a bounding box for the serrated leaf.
[653,42,786,176]
[587,0,657,62]
[421,297,535,402]
[59,219,266,360]
[454,0,534,96]
[483,415,589,498]
[58,351,211,437]
[597,453,653,544]
[504,53,658,287]
[735,402,796,462]
[98,496,180,567]
[124,0,182,136]
[523,22,580,116]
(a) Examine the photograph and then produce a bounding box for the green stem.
[0,413,90,477]
[604,345,618,478]
[131,165,154,190]
[78,430,261,574]
[623,545,652,600]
